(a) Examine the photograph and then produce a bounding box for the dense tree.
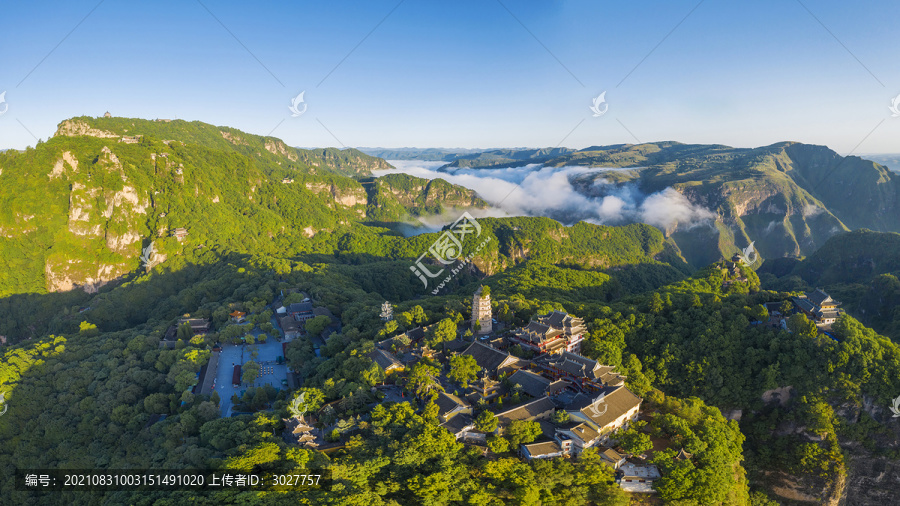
[305,315,331,337]
[486,435,510,454]
[289,388,324,417]
[474,409,498,433]
[404,361,443,399]
[241,360,260,385]
[787,313,818,338]
[617,426,652,454]
[504,420,542,447]
[448,354,479,388]
[79,321,99,336]
[427,317,457,347]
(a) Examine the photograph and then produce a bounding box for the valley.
[1,118,900,505]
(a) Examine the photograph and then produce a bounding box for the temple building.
[792,288,842,327]
[565,386,642,443]
[510,311,585,355]
[472,286,492,335]
[460,341,521,378]
[533,351,626,389]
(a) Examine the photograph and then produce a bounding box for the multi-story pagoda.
[472,286,492,335]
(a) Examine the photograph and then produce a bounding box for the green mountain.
[445,142,900,268]
[357,147,484,161]
[0,116,694,340]
[864,154,900,173]
[57,116,394,177]
[0,117,491,297]
[441,147,577,169]
[760,229,900,340]
[4,119,900,505]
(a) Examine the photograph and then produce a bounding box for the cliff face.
[55,119,118,139]
[366,173,489,220]
[835,398,900,505]
[304,181,368,215]
[0,117,487,296]
[563,142,900,267]
[840,445,900,505]
[40,147,151,293]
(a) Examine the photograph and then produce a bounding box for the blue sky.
[2,0,899,153]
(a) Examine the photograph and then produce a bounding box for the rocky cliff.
[0,117,486,296]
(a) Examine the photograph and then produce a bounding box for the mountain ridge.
[0,116,490,296]
[403,142,899,268]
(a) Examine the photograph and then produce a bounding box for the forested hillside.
[433,142,900,268]
[3,231,900,504]
[760,229,900,341]
[0,117,490,298]
[3,118,900,505]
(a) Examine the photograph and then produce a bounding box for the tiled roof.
[540,311,569,329]
[178,318,210,329]
[368,348,403,371]
[568,423,600,443]
[508,370,552,398]
[440,413,474,435]
[817,310,841,319]
[537,351,601,379]
[406,327,426,341]
[518,321,561,344]
[807,288,834,306]
[569,386,642,431]
[597,368,627,386]
[522,440,564,457]
[435,392,469,418]
[494,395,556,424]
[600,447,624,463]
[545,379,570,395]
[538,311,585,332]
[462,341,517,373]
[442,338,471,353]
[288,302,314,313]
[793,297,816,313]
[280,316,301,331]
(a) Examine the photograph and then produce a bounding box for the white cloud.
[802,204,824,218]
[375,161,717,234]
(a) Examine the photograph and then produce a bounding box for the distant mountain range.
[375,142,900,269]
[861,154,900,173]
[3,117,898,300]
[357,147,489,161]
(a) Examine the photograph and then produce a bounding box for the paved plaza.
[213,336,289,417]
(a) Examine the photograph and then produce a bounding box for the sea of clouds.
[373,160,717,235]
